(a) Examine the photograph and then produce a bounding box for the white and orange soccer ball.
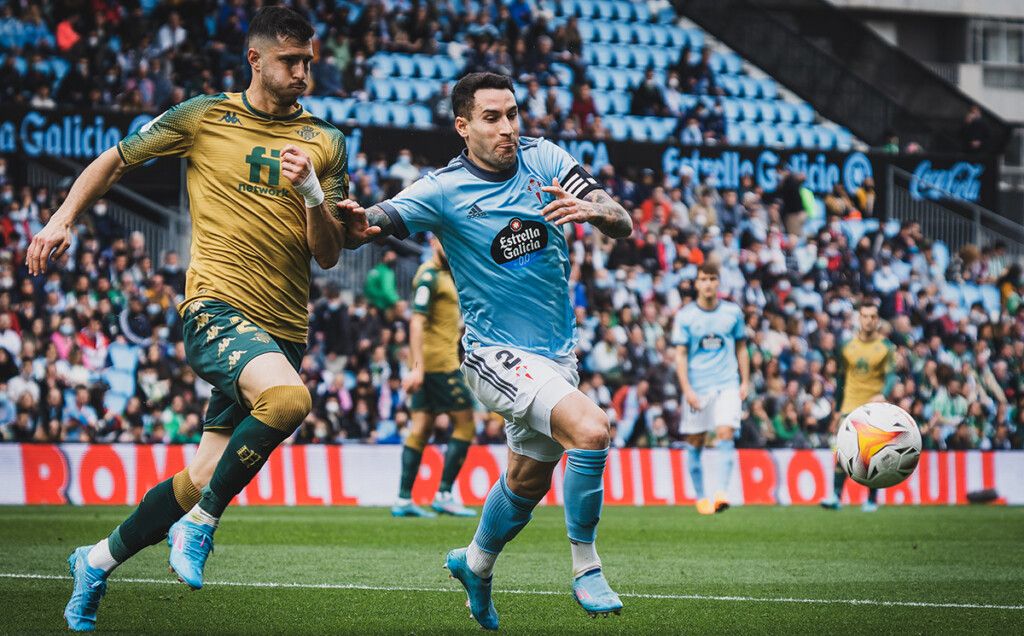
[836,402,922,488]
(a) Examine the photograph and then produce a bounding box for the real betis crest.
[297,125,320,141]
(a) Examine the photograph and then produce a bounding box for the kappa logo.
[219,112,243,126]
[468,203,487,219]
[296,125,320,141]
[490,217,547,268]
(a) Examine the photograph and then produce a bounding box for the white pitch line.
[3,572,1021,612]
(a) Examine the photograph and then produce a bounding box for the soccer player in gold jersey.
[820,301,897,512]
[393,235,478,518]
[32,8,376,631]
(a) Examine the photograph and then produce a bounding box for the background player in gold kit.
[393,235,477,518]
[27,7,374,631]
[821,301,897,512]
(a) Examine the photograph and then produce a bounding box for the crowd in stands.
[1,147,1023,453]
[3,0,729,145]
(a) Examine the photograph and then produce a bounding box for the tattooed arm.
[336,201,391,249]
[541,179,633,239]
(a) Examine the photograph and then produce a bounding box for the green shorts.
[410,369,473,413]
[182,299,305,432]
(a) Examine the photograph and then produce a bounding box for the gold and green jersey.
[411,260,461,373]
[840,335,895,413]
[117,91,348,343]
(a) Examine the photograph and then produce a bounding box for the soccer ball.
[836,402,922,488]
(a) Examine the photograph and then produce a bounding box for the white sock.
[187,504,219,528]
[466,541,497,579]
[570,541,602,579]
[86,538,119,573]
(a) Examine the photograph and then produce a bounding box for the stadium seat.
[593,91,610,114]
[326,97,355,122]
[739,100,758,122]
[104,369,136,396]
[558,0,576,17]
[717,74,740,97]
[555,87,573,111]
[551,62,574,85]
[610,91,630,114]
[392,80,413,101]
[300,96,327,119]
[613,1,633,20]
[757,100,777,122]
[759,123,779,147]
[648,47,669,69]
[723,52,744,75]
[613,22,632,44]
[722,98,740,121]
[759,77,778,99]
[739,76,760,99]
[108,343,139,372]
[594,21,614,43]
[595,46,613,66]
[412,79,435,101]
[613,45,631,68]
[604,115,628,140]
[576,20,595,40]
[796,103,815,124]
[371,54,393,78]
[815,127,836,150]
[775,102,796,123]
[632,47,650,69]
[389,103,411,127]
[685,28,704,49]
[739,122,762,146]
[796,126,817,148]
[650,24,669,47]
[393,55,416,78]
[368,77,392,101]
[353,101,375,125]
[597,1,615,20]
[415,56,436,79]
[589,67,611,90]
[980,285,1001,315]
[103,392,128,417]
[410,104,432,128]
[371,102,391,125]
[632,2,650,21]
[626,117,650,141]
[777,125,799,148]
[668,26,687,48]
[610,68,631,91]
[633,23,653,45]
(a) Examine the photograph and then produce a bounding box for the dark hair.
[856,299,880,313]
[247,6,314,47]
[697,262,720,278]
[451,72,514,120]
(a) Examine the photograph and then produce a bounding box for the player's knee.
[571,410,610,450]
[404,427,430,452]
[251,385,312,434]
[173,467,203,509]
[187,460,214,490]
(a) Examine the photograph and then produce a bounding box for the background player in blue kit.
[340,72,633,629]
[672,263,750,515]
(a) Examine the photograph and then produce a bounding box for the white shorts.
[462,346,579,463]
[680,387,742,435]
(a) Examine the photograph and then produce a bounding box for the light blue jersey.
[380,137,600,358]
[671,300,746,395]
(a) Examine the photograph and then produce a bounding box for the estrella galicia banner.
[0,104,1000,211]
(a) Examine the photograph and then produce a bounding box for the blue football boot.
[64,546,109,632]
[167,518,215,590]
[445,548,498,630]
[572,569,623,618]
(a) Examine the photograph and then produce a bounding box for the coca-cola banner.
[0,104,1000,212]
[4,444,1021,507]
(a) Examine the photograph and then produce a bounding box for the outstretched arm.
[337,201,390,249]
[27,147,129,275]
[541,178,633,238]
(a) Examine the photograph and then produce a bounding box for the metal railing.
[312,238,424,299]
[26,158,191,263]
[886,165,1024,260]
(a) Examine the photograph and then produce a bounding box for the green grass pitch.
[1,505,1022,634]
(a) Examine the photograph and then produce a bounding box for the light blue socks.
[564,448,608,543]
[472,474,540,555]
[718,438,736,495]
[686,444,705,500]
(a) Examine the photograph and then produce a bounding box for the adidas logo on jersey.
[468,204,486,218]
[219,112,243,126]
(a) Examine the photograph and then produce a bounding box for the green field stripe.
[6,572,1022,611]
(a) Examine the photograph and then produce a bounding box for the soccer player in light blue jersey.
[672,262,750,515]
[340,73,633,629]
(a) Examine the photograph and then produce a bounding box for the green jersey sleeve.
[412,268,438,315]
[116,93,226,166]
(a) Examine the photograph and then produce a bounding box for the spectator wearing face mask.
[388,149,420,189]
